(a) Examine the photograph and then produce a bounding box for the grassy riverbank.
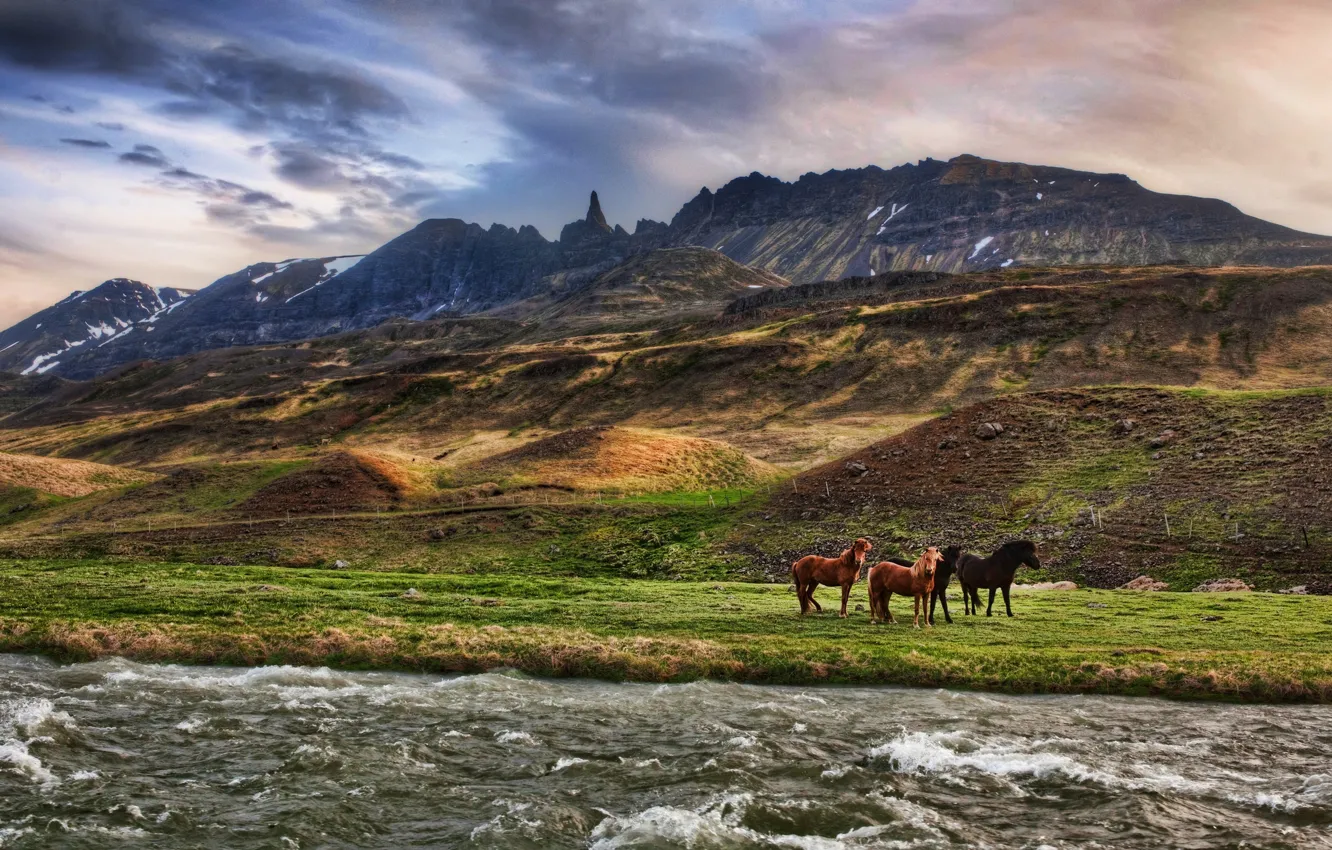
[2,558,1330,702]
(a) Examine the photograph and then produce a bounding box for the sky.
[1,0,1331,328]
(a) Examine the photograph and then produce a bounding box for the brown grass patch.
[0,452,158,497]
[455,426,779,493]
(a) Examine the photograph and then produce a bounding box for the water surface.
[1,654,1329,848]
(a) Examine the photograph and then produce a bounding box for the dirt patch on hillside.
[0,452,157,497]
[236,452,407,516]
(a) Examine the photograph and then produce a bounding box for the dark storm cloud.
[433,0,773,120]
[59,138,111,148]
[95,121,125,132]
[0,0,164,75]
[0,0,408,144]
[271,144,347,190]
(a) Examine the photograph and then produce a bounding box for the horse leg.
[913,594,921,629]
[839,583,851,618]
[935,587,952,624]
[796,576,809,614]
[961,582,973,615]
[807,582,822,613]
[986,587,996,617]
[885,592,896,624]
[1002,584,1013,618]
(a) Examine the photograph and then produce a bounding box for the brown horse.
[867,547,942,628]
[792,538,872,617]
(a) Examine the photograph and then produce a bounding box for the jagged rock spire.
[586,190,610,232]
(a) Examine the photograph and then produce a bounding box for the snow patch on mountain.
[969,236,995,259]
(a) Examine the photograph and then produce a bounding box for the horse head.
[1006,540,1041,572]
[939,545,962,576]
[852,538,872,567]
[913,546,941,581]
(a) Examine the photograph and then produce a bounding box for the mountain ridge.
[12,153,1332,379]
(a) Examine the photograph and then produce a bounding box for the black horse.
[887,549,956,625]
[955,540,1041,617]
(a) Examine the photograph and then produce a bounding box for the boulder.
[332,559,350,569]
[401,587,424,599]
[1149,430,1177,448]
[937,435,958,450]
[1278,585,1308,595]
[1191,578,1253,592]
[1118,575,1169,591]
[974,422,1004,440]
[1112,418,1136,434]
[1018,581,1078,590]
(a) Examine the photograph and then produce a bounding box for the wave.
[871,729,1318,812]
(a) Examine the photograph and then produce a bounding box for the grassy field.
[2,557,1330,702]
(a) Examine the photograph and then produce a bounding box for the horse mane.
[911,551,931,582]
[999,540,1035,556]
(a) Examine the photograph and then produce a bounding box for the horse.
[882,546,955,625]
[930,546,960,625]
[955,540,1041,617]
[791,538,872,617]
[867,547,942,628]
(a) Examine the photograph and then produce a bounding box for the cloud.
[60,138,111,148]
[118,143,169,168]
[95,121,125,131]
[0,0,410,145]
[153,165,294,230]
[0,0,164,75]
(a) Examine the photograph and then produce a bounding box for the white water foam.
[872,729,1316,812]
[495,730,540,746]
[590,792,879,850]
[0,698,78,786]
[552,757,588,772]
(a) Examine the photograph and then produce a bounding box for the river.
[0,654,1329,848]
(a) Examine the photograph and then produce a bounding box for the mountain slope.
[493,247,788,327]
[5,264,1331,471]
[0,279,193,376]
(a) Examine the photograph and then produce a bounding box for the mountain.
[45,194,664,379]
[37,256,366,380]
[667,154,1332,280]
[0,279,194,376]
[17,153,1332,379]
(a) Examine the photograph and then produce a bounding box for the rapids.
[0,654,1328,848]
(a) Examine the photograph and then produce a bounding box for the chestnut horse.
[867,547,942,628]
[792,538,872,617]
[955,540,1041,617]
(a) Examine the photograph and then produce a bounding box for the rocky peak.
[586,191,611,232]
